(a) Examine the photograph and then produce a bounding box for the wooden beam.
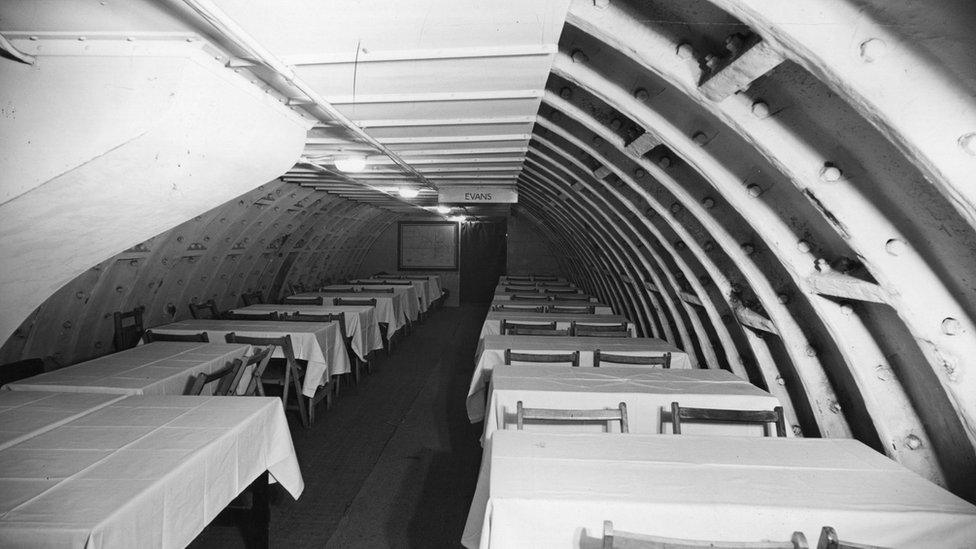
[806,272,888,304]
[680,291,703,307]
[699,35,785,102]
[734,305,779,335]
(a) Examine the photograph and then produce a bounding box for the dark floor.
[190,304,486,548]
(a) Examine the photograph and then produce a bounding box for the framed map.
[398,221,459,270]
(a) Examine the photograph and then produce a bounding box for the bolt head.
[571,49,588,63]
[859,38,886,62]
[676,42,695,59]
[692,131,708,145]
[751,101,770,118]
[942,317,961,335]
[634,88,650,102]
[820,164,843,182]
[777,293,790,304]
[905,434,923,450]
[747,184,763,198]
[840,303,854,315]
[701,196,715,209]
[885,238,907,256]
[658,156,672,169]
[559,87,572,100]
[670,203,682,214]
[775,376,785,386]
[958,132,976,156]
[610,118,622,130]
[741,243,754,255]
[797,240,812,254]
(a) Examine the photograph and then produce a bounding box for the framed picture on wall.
[397,221,459,271]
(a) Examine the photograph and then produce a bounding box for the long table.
[150,319,350,398]
[352,278,430,313]
[483,365,783,439]
[0,391,127,450]
[490,298,613,314]
[480,311,635,342]
[324,284,419,323]
[292,291,402,338]
[230,304,383,362]
[4,342,249,396]
[468,335,690,422]
[0,394,303,548]
[462,432,976,548]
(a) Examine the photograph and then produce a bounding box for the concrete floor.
[191,304,485,548]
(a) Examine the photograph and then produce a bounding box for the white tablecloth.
[5,342,249,396]
[462,432,976,549]
[0,391,127,450]
[150,320,350,398]
[231,304,383,361]
[484,365,782,439]
[480,312,635,342]
[354,278,430,313]
[0,395,303,548]
[490,298,612,315]
[469,335,691,422]
[297,291,402,337]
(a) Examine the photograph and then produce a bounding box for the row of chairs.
[505,275,560,282]
[503,349,672,369]
[510,294,592,302]
[514,401,786,438]
[492,303,595,314]
[502,286,581,294]
[502,320,630,338]
[597,522,880,549]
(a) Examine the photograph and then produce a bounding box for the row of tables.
[461,276,976,548]
[0,274,443,547]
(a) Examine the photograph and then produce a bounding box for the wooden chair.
[533,275,558,281]
[594,351,671,369]
[553,294,592,302]
[143,330,209,343]
[362,287,394,293]
[501,320,556,334]
[547,305,595,314]
[816,527,888,549]
[504,349,579,367]
[186,359,245,396]
[516,401,628,432]
[237,345,275,396]
[334,297,378,307]
[493,304,545,312]
[287,311,365,385]
[322,287,358,293]
[544,288,579,294]
[505,286,538,293]
[113,307,145,351]
[662,402,787,437]
[510,294,550,301]
[284,296,325,305]
[241,291,264,307]
[571,322,630,337]
[508,327,571,336]
[222,311,280,321]
[599,521,808,549]
[506,275,532,282]
[189,299,220,319]
[224,333,323,427]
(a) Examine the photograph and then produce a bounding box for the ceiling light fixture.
[435,206,451,214]
[334,155,367,173]
[448,215,468,223]
[398,187,420,199]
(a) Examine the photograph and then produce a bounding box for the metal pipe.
[181,0,436,190]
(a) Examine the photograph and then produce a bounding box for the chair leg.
[307,395,315,426]
[290,367,309,428]
[281,364,291,409]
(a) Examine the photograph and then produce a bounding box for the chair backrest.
[594,350,671,368]
[533,276,558,281]
[501,320,556,333]
[492,304,545,313]
[662,402,787,437]
[505,286,538,293]
[143,330,210,343]
[225,334,301,390]
[508,327,571,336]
[510,294,550,301]
[571,322,629,336]
[516,401,628,433]
[362,287,394,293]
[504,349,579,366]
[577,330,630,338]
[222,311,280,321]
[552,295,591,302]
[506,276,532,282]
[334,297,377,307]
[241,291,264,307]
[544,288,578,294]
[403,275,430,280]
[288,312,348,341]
[378,280,413,286]
[816,527,888,549]
[322,287,358,293]
[600,521,809,549]
[188,299,220,320]
[113,307,145,351]
[284,295,325,305]
[239,345,276,396]
[186,358,245,396]
[546,305,595,314]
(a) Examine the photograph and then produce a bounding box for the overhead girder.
[560,5,974,488]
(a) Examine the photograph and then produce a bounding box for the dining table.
[482,365,784,439]
[229,304,383,362]
[0,394,303,548]
[0,390,127,451]
[352,278,430,313]
[461,431,976,549]
[479,311,635,342]
[148,319,350,398]
[293,290,404,337]
[326,284,419,323]
[3,342,249,397]
[467,335,690,422]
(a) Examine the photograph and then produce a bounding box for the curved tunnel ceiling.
[1,0,975,501]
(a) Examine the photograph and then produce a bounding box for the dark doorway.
[460,220,507,303]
